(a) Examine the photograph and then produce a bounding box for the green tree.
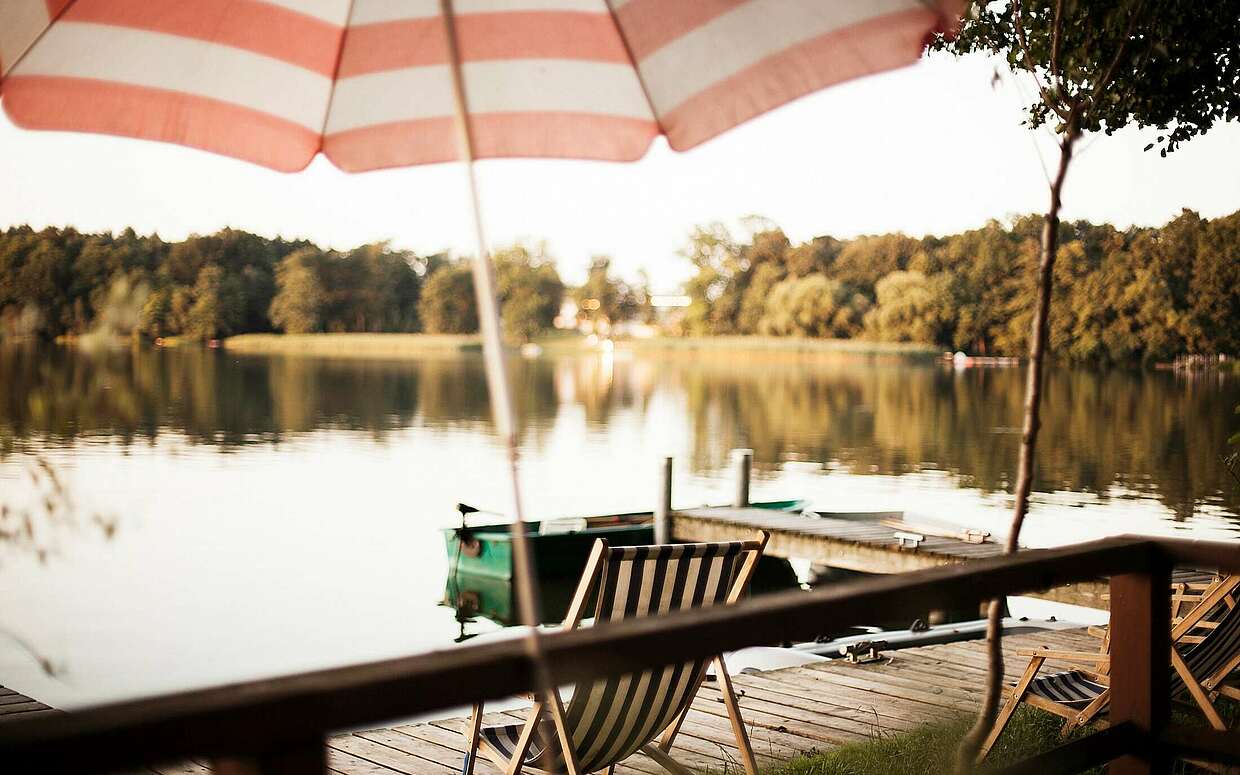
[935,2,1240,765]
[1189,211,1240,355]
[573,255,635,331]
[759,275,869,339]
[269,248,326,334]
[864,271,951,344]
[419,263,478,334]
[494,243,564,342]
[184,264,244,340]
[139,288,172,339]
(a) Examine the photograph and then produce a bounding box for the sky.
[1,51,1238,289]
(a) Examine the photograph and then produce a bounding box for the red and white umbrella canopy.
[0,0,958,173]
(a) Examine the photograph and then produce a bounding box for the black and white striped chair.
[980,574,1240,760]
[463,534,769,775]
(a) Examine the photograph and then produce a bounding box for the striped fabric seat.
[984,575,1240,762]
[1027,671,1108,711]
[478,541,747,775]
[480,721,566,772]
[1175,594,1240,694]
[1027,601,1240,712]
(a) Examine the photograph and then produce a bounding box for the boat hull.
[443,500,805,580]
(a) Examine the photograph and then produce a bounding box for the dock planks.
[671,507,1006,575]
[346,628,1099,775]
[326,629,1091,774]
[2,630,1102,773]
[0,685,57,726]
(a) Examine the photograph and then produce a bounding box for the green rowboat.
[442,499,806,580]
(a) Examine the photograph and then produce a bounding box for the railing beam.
[212,737,326,774]
[0,536,1235,774]
[1108,563,1172,774]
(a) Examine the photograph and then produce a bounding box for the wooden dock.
[0,686,56,726]
[673,507,1004,574]
[43,628,1093,774]
[671,507,1116,608]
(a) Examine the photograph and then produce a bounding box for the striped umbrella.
[0,0,960,712]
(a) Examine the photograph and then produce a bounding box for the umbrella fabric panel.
[322,0,658,171]
[0,0,349,171]
[0,0,959,172]
[0,0,67,78]
[612,0,960,150]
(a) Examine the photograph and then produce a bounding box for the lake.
[1,344,1238,710]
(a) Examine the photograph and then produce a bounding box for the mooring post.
[733,449,752,508]
[654,456,673,544]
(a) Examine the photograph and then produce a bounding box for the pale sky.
[1,51,1237,288]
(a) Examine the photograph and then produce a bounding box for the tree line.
[679,209,1239,362]
[2,209,1235,361]
[0,226,566,342]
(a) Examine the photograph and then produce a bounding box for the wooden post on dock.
[655,456,673,544]
[733,449,752,508]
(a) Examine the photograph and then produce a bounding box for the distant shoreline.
[219,332,940,360]
[222,333,481,357]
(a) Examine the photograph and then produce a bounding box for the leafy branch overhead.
[934,0,1240,155]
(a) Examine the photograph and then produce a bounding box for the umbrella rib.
[0,0,82,82]
[438,0,567,755]
[316,0,360,147]
[603,1,665,135]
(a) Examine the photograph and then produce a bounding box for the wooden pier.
[672,507,1003,574]
[22,629,1094,774]
[671,506,1115,609]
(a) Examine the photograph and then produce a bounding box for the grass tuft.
[759,697,1239,775]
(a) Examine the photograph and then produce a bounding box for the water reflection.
[1,344,1237,522]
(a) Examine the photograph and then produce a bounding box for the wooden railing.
[1,535,1238,774]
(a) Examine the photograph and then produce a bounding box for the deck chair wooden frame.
[463,531,770,775]
[979,574,1240,761]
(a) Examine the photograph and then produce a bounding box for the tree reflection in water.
[1,344,1237,524]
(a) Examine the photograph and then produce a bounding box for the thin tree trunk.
[954,116,1080,772]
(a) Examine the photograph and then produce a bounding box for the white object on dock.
[893,531,924,548]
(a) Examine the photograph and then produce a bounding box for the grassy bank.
[222,333,480,357]
[623,335,940,359]
[762,708,1099,775]
[765,700,1238,775]
[218,332,941,360]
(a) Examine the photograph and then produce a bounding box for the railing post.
[1108,557,1172,774]
[213,737,327,774]
[654,456,673,545]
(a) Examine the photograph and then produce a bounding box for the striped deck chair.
[463,533,769,775]
[980,574,1240,760]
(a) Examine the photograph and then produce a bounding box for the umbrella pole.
[440,0,553,686]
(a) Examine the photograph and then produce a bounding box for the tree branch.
[1092,1,1145,101]
[1012,0,1068,120]
[954,99,1084,775]
[1050,0,1065,79]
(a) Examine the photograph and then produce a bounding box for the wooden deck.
[322,628,1096,775]
[0,686,57,726]
[47,628,1089,775]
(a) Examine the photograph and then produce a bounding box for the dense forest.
[680,209,1239,363]
[1,208,1236,362]
[0,227,563,342]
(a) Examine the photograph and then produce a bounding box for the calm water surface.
[1,345,1238,709]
